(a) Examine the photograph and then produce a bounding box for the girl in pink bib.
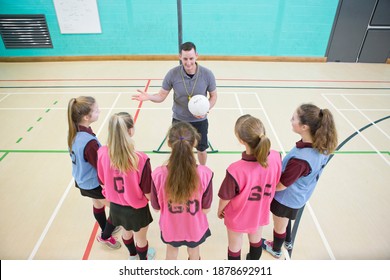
[97,112,155,260]
[151,122,213,260]
[218,114,282,260]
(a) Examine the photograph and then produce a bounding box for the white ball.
[188,95,210,116]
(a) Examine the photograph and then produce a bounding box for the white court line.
[219,92,260,95]
[27,180,74,260]
[253,94,286,157]
[323,93,390,96]
[28,93,122,260]
[339,109,390,112]
[341,95,390,141]
[253,94,292,260]
[1,91,131,95]
[0,107,264,111]
[0,107,169,110]
[1,107,390,112]
[0,94,10,103]
[323,94,390,166]
[306,202,336,260]
[234,93,244,115]
[2,91,261,95]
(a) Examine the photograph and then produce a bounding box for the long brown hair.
[166,122,200,204]
[67,96,95,150]
[235,114,271,167]
[107,112,138,173]
[297,104,338,154]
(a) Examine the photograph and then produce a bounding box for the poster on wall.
[53,0,102,34]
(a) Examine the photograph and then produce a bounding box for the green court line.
[0,152,9,161]
[0,149,387,163]
[10,100,58,156]
[0,149,388,155]
[0,150,69,153]
[147,150,390,156]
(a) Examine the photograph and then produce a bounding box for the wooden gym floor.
[0,60,389,260]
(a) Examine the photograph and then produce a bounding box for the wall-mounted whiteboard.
[53,0,102,34]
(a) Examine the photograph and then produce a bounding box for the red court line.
[217,78,390,83]
[134,80,151,123]
[0,78,161,82]
[82,222,100,260]
[1,78,390,83]
[82,79,150,260]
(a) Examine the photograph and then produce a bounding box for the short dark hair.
[180,42,196,53]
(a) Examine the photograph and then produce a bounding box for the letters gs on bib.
[168,200,200,216]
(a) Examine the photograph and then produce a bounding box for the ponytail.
[67,96,95,151]
[313,108,338,154]
[254,134,271,168]
[107,112,138,173]
[235,114,271,168]
[166,122,200,204]
[297,104,338,154]
[67,98,77,150]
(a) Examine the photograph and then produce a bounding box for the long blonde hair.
[297,104,338,154]
[166,122,200,204]
[107,112,138,173]
[67,96,95,150]
[235,114,271,168]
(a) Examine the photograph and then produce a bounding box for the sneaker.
[129,248,156,260]
[129,254,139,260]
[146,247,156,260]
[96,235,121,249]
[284,240,293,250]
[263,240,281,259]
[112,226,121,235]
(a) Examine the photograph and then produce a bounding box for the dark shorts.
[270,199,300,220]
[109,202,153,232]
[172,118,209,152]
[161,228,211,248]
[75,181,105,199]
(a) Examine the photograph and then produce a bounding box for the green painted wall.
[0,0,338,57]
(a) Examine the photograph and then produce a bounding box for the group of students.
[67,94,338,260]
